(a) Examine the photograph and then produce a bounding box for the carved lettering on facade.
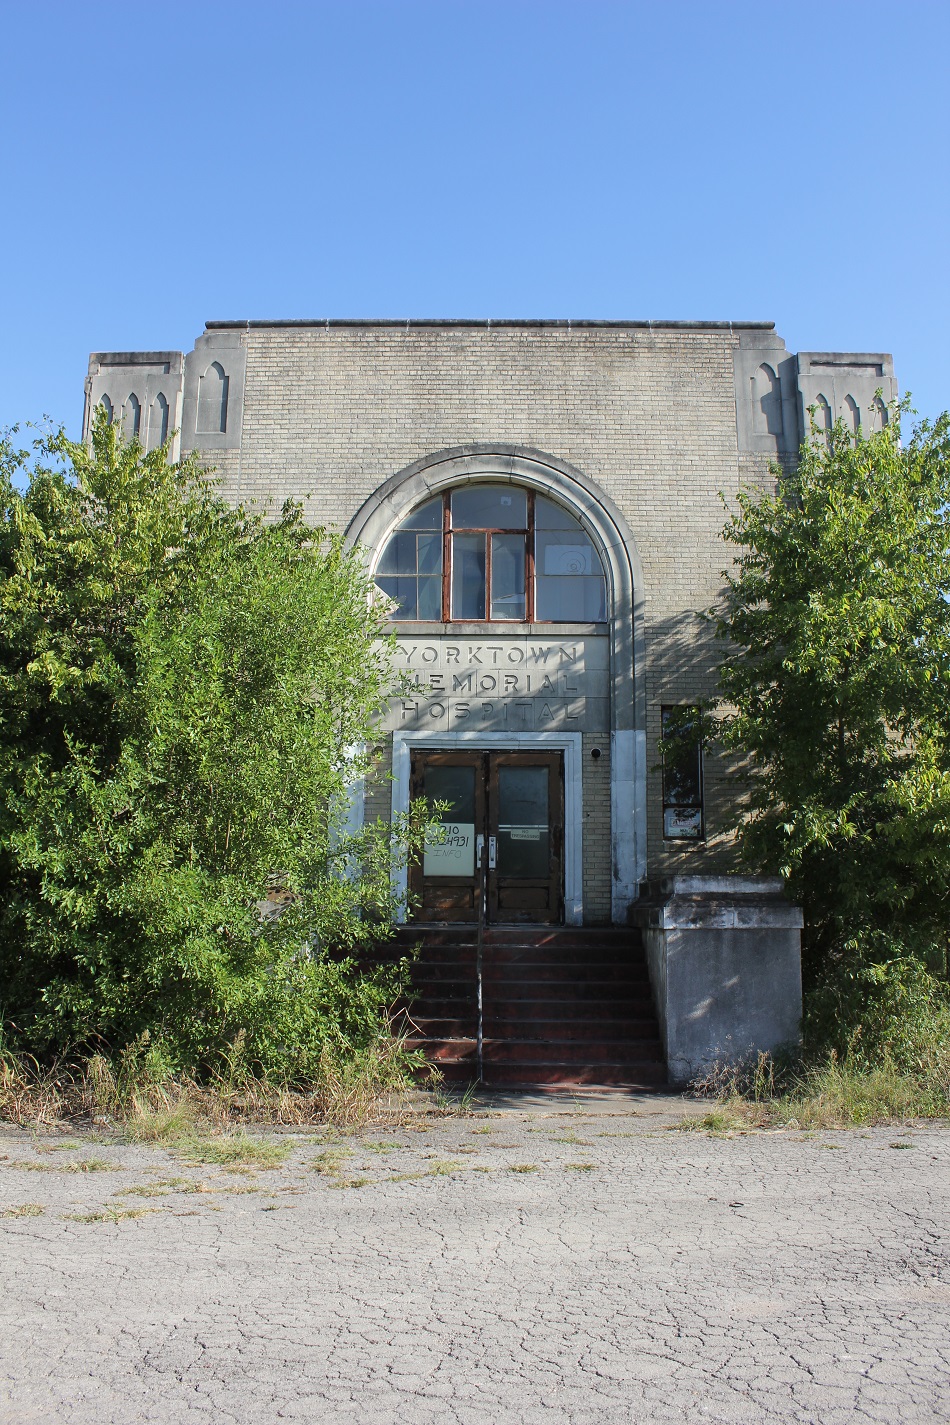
[378,635,609,733]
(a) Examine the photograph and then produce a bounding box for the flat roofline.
[204,318,776,332]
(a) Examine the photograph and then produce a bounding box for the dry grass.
[6,1157,114,1173]
[689,1050,950,1130]
[117,1178,205,1198]
[63,1207,154,1224]
[0,1034,428,1139]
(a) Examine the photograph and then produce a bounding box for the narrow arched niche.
[872,395,889,430]
[197,361,229,434]
[845,394,861,434]
[815,394,833,436]
[752,363,784,437]
[98,394,114,424]
[123,392,141,439]
[149,392,169,449]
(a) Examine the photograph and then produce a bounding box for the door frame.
[391,731,583,925]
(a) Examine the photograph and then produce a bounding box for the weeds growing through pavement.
[310,1147,353,1178]
[176,1132,291,1170]
[63,1207,153,1224]
[672,1109,748,1137]
[6,1157,114,1173]
[2,1203,44,1217]
[430,1083,480,1114]
[117,1179,210,1197]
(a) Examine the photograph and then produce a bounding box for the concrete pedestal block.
[631,875,803,1085]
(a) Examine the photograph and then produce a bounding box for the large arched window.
[375,483,607,623]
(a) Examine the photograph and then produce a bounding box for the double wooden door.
[409,750,564,924]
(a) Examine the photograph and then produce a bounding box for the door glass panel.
[497,766,549,878]
[452,533,486,619]
[423,765,476,876]
[452,485,527,529]
[491,534,526,620]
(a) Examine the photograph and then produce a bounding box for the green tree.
[713,402,950,986]
[0,413,423,1075]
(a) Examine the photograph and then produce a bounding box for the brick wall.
[193,323,769,885]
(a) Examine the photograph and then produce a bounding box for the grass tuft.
[64,1206,154,1223]
[2,1203,45,1217]
[7,1156,114,1173]
[177,1132,291,1169]
[672,1109,747,1136]
[117,1178,208,1198]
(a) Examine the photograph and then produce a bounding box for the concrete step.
[434,1063,669,1088]
[405,1038,664,1067]
[362,922,667,1089]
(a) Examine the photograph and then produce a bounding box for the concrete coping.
[203,318,777,332]
[647,875,787,899]
[634,875,804,931]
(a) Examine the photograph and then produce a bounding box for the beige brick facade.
[85,321,897,925]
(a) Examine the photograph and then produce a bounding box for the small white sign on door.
[424,822,475,876]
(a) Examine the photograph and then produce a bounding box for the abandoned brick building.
[84,321,897,1084]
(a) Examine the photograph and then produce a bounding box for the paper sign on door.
[424,822,475,876]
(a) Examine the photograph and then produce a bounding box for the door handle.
[488,836,497,870]
[475,834,485,867]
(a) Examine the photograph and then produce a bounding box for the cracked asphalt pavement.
[2,1101,949,1424]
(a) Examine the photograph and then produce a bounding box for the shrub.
[0,414,428,1079]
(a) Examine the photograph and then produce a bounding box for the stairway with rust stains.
[376,925,667,1088]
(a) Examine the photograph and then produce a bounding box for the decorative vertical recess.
[752,363,783,436]
[124,392,141,439]
[149,392,169,450]
[845,394,861,434]
[99,393,114,424]
[815,393,833,438]
[872,394,888,429]
[197,361,229,434]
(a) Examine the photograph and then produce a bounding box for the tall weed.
[0,1025,422,1134]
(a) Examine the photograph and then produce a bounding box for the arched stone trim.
[346,444,648,919]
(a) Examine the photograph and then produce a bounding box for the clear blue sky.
[1,0,948,438]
